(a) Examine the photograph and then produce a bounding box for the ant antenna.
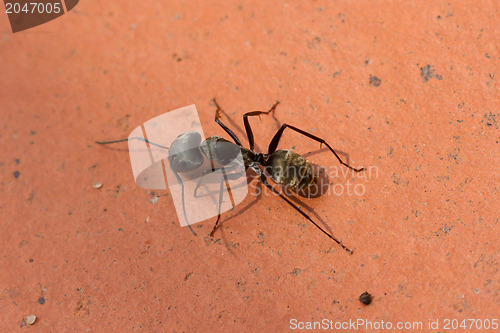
[95,137,169,150]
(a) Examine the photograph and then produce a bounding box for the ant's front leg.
[212,98,243,146]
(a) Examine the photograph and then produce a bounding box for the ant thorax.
[200,136,242,166]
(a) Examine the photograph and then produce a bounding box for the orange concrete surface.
[1,1,498,331]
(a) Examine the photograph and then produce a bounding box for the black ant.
[96,99,365,254]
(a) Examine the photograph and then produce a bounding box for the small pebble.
[359,291,373,305]
[93,182,103,189]
[25,315,36,325]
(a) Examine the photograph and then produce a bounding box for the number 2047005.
[5,2,62,14]
[443,319,498,330]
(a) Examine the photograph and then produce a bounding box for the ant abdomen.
[266,149,315,193]
[168,131,204,173]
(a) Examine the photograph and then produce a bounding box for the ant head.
[168,131,204,172]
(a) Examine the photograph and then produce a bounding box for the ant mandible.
[96,98,365,254]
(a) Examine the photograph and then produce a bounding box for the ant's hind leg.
[267,124,365,172]
[259,173,353,254]
[242,101,280,151]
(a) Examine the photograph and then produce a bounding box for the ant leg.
[268,124,365,172]
[171,169,197,236]
[209,169,232,237]
[212,98,243,146]
[242,101,280,150]
[194,164,244,198]
[96,137,169,150]
[259,173,353,254]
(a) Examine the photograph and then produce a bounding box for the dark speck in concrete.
[420,64,443,82]
[369,75,381,87]
[482,111,498,129]
[359,291,373,305]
